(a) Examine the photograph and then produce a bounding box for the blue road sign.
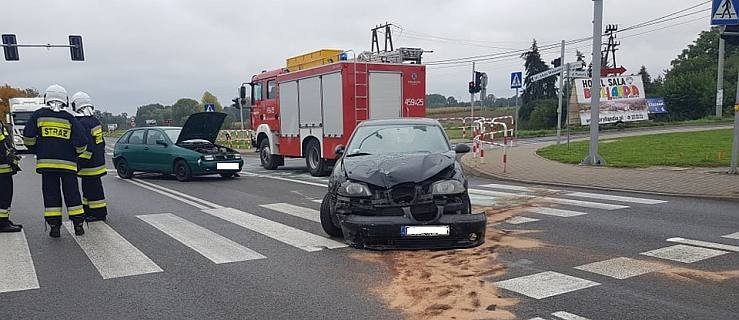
[510,72,523,89]
[646,98,668,114]
[712,0,739,25]
[204,104,216,112]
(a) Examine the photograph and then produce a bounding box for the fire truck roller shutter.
[298,77,322,128]
[369,72,402,120]
[322,72,343,137]
[279,81,300,136]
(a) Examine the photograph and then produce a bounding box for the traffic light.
[2,34,19,61]
[467,71,486,94]
[69,35,84,61]
[468,81,476,94]
[721,25,739,46]
[552,57,562,68]
[231,98,240,109]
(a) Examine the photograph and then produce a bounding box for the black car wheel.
[116,158,134,179]
[306,140,329,177]
[174,160,192,182]
[260,139,281,170]
[320,193,343,237]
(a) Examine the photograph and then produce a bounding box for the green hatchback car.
[113,112,243,181]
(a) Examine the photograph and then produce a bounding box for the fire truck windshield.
[11,111,34,125]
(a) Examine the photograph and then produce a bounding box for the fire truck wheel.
[259,139,281,170]
[306,139,329,177]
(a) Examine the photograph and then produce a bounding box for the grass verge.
[536,129,733,168]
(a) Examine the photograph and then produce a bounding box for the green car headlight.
[203,155,215,161]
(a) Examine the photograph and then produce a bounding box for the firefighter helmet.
[44,84,69,111]
[71,91,94,116]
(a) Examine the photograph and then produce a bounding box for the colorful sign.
[646,97,667,114]
[574,75,649,125]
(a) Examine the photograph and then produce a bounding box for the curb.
[461,156,739,201]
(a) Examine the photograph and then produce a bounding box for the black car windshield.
[346,124,450,156]
[164,129,182,142]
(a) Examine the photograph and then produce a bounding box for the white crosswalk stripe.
[566,192,666,204]
[260,203,321,223]
[640,244,728,263]
[63,221,163,279]
[480,183,559,193]
[552,311,592,320]
[666,237,739,252]
[0,230,40,293]
[138,213,266,264]
[203,207,347,252]
[574,257,665,279]
[527,207,589,217]
[506,216,541,224]
[468,189,629,210]
[722,231,739,240]
[494,271,600,299]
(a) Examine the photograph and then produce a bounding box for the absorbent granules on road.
[351,203,545,320]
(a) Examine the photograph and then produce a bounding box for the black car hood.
[176,112,226,144]
[342,152,455,188]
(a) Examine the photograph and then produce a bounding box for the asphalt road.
[1,147,737,320]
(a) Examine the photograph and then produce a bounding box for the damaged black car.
[319,118,487,250]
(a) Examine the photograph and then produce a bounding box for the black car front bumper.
[338,205,487,250]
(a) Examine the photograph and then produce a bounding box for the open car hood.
[342,152,455,188]
[176,112,226,144]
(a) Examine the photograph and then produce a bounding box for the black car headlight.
[338,181,372,197]
[431,180,466,195]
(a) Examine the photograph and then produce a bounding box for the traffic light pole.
[582,0,605,166]
[471,62,475,129]
[557,40,565,145]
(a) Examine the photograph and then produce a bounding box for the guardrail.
[471,116,516,172]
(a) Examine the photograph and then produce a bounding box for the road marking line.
[528,318,548,320]
[469,193,497,207]
[493,271,600,300]
[138,213,266,264]
[479,183,559,193]
[312,199,323,204]
[640,244,728,263]
[506,216,541,224]
[468,189,628,210]
[566,192,666,204]
[574,257,665,279]
[202,207,347,252]
[260,203,321,223]
[722,232,739,240]
[122,178,210,210]
[0,230,40,293]
[240,172,327,188]
[526,207,588,217]
[133,179,223,209]
[63,221,163,279]
[666,237,739,252]
[552,311,591,320]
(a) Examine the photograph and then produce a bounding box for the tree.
[201,91,223,112]
[527,99,558,130]
[446,96,458,105]
[171,98,200,126]
[425,94,447,107]
[638,65,652,85]
[0,84,33,120]
[23,88,40,98]
[135,103,169,127]
[521,40,558,104]
[481,94,496,107]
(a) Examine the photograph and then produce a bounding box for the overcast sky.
[1,0,711,114]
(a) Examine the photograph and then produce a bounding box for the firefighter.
[23,84,89,237]
[71,92,108,222]
[0,120,22,232]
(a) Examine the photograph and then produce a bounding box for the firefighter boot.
[72,220,85,236]
[0,219,22,233]
[47,217,62,238]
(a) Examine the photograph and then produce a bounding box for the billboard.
[646,97,667,114]
[575,76,649,125]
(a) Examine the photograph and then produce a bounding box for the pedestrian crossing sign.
[712,0,739,25]
[510,72,523,89]
[204,104,216,112]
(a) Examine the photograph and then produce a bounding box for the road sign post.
[557,40,565,145]
[582,0,606,166]
[713,0,739,173]
[511,71,523,145]
[731,71,739,174]
[717,34,726,118]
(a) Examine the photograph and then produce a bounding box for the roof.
[357,118,440,127]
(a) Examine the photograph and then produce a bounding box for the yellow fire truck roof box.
[286,49,344,71]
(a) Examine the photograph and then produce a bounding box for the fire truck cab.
[246,57,426,176]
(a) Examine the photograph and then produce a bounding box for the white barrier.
[471,116,516,172]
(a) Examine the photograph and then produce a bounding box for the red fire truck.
[242,58,426,176]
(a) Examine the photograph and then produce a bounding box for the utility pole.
[557,40,565,144]
[582,0,606,166]
[716,33,726,118]
[730,71,739,174]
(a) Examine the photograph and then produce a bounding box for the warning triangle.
[714,0,737,21]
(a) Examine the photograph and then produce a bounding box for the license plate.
[217,163,239,170]
[402,225,450,237]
